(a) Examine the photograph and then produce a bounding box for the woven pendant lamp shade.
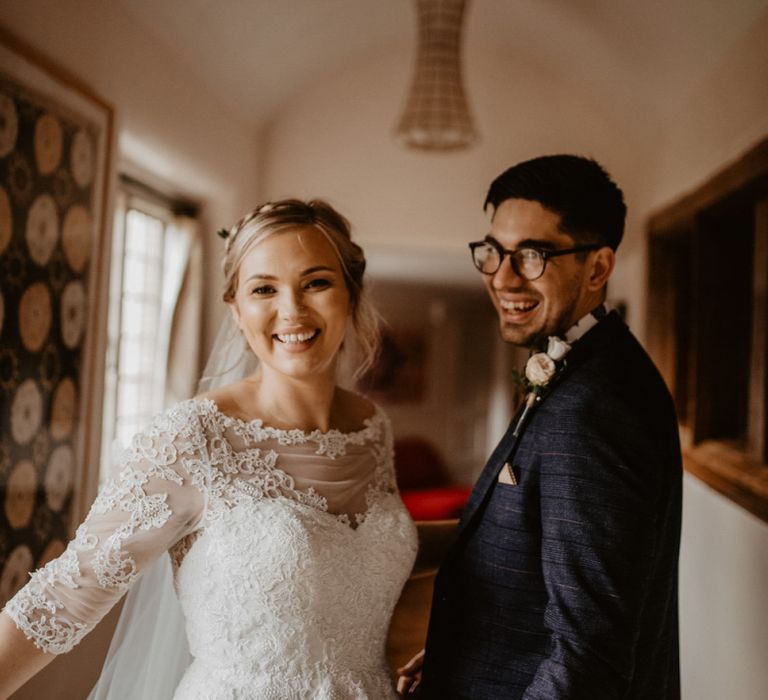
[395,0,478,151]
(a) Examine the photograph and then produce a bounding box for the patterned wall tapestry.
[0,37,112,608]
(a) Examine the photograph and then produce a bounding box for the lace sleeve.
[2,402,208,654]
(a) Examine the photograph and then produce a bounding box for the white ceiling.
[116,0,768,128]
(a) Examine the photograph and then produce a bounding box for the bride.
[0,199,418,699]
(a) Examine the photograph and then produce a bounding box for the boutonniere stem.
[512,391,538,437]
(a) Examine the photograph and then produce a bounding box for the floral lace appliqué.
[200,398,385,460]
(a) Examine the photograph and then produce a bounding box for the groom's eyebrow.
[516,238,558,250]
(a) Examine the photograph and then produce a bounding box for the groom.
[399,155,682,698]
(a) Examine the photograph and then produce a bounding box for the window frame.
[646,137,768,523]
[99,176,196,481]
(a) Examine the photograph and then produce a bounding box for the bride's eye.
[251,284,276,295]
[305,278,331,290]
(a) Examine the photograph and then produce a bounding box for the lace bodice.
[4,399,418,698]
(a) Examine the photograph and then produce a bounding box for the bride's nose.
[277,287,306,319]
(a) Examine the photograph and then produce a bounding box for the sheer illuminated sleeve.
[2,402,208,654]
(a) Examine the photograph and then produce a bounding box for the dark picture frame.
[0,28,114,605]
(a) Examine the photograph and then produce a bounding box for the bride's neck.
[244,368,338,433]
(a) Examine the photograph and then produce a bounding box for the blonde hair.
[220,198,380,381]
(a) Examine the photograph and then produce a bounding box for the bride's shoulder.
[335,389,387,432]
[194,384,240,416]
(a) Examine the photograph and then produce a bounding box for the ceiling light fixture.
[395,0,478,151]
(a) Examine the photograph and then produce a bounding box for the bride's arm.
[0,404,206,696]
[0,612,53,698]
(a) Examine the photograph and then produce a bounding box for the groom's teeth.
[276,330,316,343]
[501,300,537,312]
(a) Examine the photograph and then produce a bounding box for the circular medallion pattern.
[0,545,33,602]
[71,129,94,188]
[51,377,77,440]
[0,93,19,158]
[34,113,63,175]
[26,194,60,266]
[45,444,75,512]
[61,281,86,349]
[11,379,43,445]
[4,460,37,529]
[0,186,11,254]
[38,539,66,568]
[62,204,92,273]
[19,282,52,352]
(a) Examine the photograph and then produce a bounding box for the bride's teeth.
[277,330,316,343]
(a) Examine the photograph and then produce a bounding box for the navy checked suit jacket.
[421,312,682,699]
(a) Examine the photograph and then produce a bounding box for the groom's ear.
[585,246,615,292]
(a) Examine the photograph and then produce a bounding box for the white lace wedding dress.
[4,398,418,699]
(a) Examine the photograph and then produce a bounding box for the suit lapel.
[456,311,626,538]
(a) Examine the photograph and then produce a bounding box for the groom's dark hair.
[484,154,626,251]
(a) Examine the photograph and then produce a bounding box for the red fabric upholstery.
[400,486,473,521]
[394,437,471,520]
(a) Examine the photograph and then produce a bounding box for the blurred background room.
[0,1,767,698]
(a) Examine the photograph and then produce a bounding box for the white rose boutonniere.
[525,353,556,386]
[546,336,571,362]
[524,336,572,389]
[513,335,572,437]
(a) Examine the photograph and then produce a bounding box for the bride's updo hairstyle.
[220,198,380,380]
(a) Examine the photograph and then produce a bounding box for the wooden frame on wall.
[0,27,114,606]
[647,137,768,523]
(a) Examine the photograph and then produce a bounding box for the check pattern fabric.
[421,312,682,699]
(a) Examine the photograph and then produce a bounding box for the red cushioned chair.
[393,437,472,521]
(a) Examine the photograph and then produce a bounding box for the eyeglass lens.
[473,243,545,279]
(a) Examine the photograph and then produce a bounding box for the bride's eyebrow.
[243,266,336,283]
[244,273,277,282]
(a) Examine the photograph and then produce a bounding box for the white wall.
[0,0,262,360]
[647,9,768,213]
[680,476,768,700]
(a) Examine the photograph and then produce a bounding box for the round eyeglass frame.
[468,237,601,280]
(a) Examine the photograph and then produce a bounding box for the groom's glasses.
[468,236,600,280]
